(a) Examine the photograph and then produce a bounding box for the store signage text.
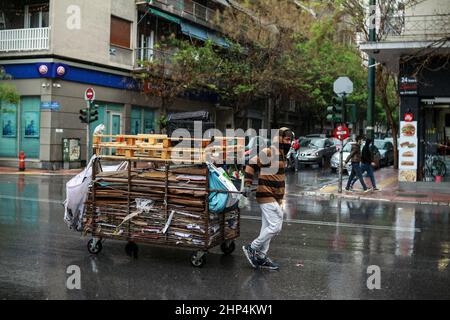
[399,76,418,96]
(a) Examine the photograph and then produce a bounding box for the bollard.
[18,151,26,172]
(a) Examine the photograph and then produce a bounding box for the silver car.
[297,138,337,168]
[330,142,381,174]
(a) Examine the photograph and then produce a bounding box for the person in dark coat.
[344,135,369,192]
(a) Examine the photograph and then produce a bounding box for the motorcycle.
[286,140,300,171]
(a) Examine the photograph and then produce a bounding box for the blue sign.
[41,101,60,111]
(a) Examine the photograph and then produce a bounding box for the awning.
[211,0,230,7]
[148,7,181,24]
[180,21,229,48]
[181,22,208,41]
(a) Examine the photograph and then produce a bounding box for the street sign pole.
[86,100,91,164]
[339,147,343,193]
[342,93,347,124]
[84,88,95,164]
[334,124,349,194]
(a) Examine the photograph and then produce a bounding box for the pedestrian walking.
[350,138,379,191]
[344,135,370,192]
[242,127,292,270]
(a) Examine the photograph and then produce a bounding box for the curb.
[298,190,450,207]
[0,171,81,176]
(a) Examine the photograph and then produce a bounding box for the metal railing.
[0,27,50,52]
[135,47,175,68]
[384,14,450,41]
[144,0,217,26]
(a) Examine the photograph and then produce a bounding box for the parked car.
[306,134,326,138]
[244,136,270,164]
[297,138,336,168]
[375,139,394,167]
[330,141,381,174]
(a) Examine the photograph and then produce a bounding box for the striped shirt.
[245,147,286,204]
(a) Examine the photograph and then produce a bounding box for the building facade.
[360,0,450,190]
[0,0,234,169]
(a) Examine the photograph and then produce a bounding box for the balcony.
[134,47,180,78]
[138,0,218,29]
[0,27,50,53]
[360,13,450,73]
[384,14,450,42]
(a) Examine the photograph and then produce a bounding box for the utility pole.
[367,0,376,140]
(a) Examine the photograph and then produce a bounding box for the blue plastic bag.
[208,169,229,214]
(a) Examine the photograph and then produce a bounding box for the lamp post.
[367,0,376,140]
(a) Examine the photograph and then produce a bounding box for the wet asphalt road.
[0,168,449,300]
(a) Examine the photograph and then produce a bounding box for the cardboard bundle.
[83,164,239,249]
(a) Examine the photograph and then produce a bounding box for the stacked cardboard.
[83,163,240,249]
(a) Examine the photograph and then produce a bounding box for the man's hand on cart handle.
[242,186,256,198]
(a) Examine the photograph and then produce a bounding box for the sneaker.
[242,245,259,269]
[373,187,380,191]
[258,256,280,271]
[345,187,354,192]
[363,188,372,193]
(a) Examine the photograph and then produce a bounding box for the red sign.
[85,88,95,101]
[334,125,349,141]
[404,113,414,122]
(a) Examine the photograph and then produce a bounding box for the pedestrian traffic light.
[79,108,89,124]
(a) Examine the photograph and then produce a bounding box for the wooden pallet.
[93,134,245,163]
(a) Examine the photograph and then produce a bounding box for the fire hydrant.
[18,151,26,172]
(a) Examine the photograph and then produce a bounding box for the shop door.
[111,113,121,136]
[0,102,18,157]
[143,110,155,134]
[131,107,142,135]
[109,112,122,156]
[423,105,449,182]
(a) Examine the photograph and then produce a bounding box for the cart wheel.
[221,241,236,255]
[87,239,102,255]
[190,251,206,268]
[125,241,139,259]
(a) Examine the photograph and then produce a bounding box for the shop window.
[110,16,131,48]
[445,114,450,127]
[1,103,17,138]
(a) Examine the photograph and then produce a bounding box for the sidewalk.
[300,167,450,207]
[0,167,82,176]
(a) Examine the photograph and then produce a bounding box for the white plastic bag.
[63,156,128,231]
[63,155,97,231]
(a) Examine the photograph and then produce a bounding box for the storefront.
[398,57,450,187]
[0,96,41,159]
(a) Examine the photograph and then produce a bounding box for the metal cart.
[83,154,242,267]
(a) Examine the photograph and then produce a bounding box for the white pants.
[251,202,284,256]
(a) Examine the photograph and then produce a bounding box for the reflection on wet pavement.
[0,173,449,299]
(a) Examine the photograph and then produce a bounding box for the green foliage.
[156,114,168,131]
[0,68,20,106]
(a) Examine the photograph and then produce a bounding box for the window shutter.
[110,16,131,48]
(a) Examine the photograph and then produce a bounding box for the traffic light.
[79,108,89,124]
[89,108,98,122]
[327,96,344,123]
[327,96,357,124]
[79,103,98,124]
[326,105,342,122]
